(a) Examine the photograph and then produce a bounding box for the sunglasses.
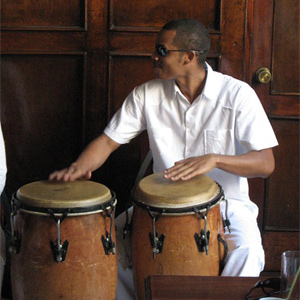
[155,45,205,57]
[245,277,281,300]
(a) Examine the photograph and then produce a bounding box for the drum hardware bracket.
[123,221,132,240]
[149,231,165,257]
[222,198,231,233]
[9,198,22,254]
[146,207,165,259]
[123,203,132,239]
[194,230,210,254]
[9,230,22,254]
[217,234,228,266]
[48,209,70,263]
[217,234,228,274]
[194,206,211,255]
[101,206,116,255]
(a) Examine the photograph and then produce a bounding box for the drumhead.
[133,173,223,213]
[14,180,115,215]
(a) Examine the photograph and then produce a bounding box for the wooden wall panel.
[220,0,247,79]
[1,54,86,196]
[105,55,153,214]
[265,118,299,230]
[271,0,300,95]
[110,0,220,31]
[1,32,86,52]
[2,0,86,30]
[263,231,299,271]
[108,55,154,116]
[1,0,106,201]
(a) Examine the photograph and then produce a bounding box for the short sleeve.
[235,85,278,152]
[104,86,147,144]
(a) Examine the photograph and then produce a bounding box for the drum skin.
[131,173,225,300]
[10,181,117,300]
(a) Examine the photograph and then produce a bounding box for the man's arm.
[164,148,275,181]
[49,133,121,182]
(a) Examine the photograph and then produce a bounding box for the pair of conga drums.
[10,173,226,300]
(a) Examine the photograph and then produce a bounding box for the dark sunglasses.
[155,45,205,57]
[245,277,281,300]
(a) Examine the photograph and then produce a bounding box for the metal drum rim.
[131,183,224,214]
[12,190,117,216]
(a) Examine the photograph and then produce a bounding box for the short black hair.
[162,19,210,65]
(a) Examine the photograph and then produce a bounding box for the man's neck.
[175,67,207,104]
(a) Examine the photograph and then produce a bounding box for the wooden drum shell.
[131,173,226,300]
[131,205,225,300]
[10,181,117,300]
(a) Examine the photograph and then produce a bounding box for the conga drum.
[10,180,117,300]
[131,173,227,300]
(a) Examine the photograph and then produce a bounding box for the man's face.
[152,30,186,80]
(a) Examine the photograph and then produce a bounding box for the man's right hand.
[49,163,92,182]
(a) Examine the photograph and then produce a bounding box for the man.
[50,19,278,299]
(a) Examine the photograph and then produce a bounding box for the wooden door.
[1,0,298,275]
[249,0,300,271]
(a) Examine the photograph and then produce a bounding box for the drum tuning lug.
[50,239,69,263]
[194,229,210,255]
[222,198,231,233]
[101,231,116,255]
[223,218,231,233]
[149,231,165,258]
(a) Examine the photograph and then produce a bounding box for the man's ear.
[184,51,196,64]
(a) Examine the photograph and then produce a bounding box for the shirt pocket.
[204,129,234,155]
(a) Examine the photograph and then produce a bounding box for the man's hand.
[49,163,92,182]
[164,149,275,181]
[48,133,121,182]
[164,154,217,181]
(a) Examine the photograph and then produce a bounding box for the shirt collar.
[171,62,218,102]
[202,62,219,101]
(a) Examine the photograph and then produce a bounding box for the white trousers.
[115,203,264,300]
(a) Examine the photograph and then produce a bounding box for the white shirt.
[104,63,278,214]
